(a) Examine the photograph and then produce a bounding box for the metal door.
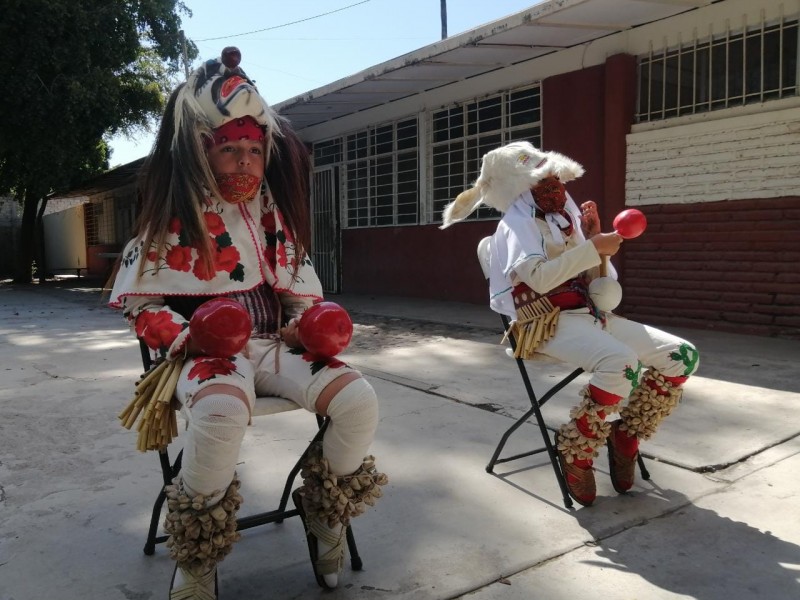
[311,167,340,293]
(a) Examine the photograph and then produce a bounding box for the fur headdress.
[440,141,584,228]
[171,46,280,152]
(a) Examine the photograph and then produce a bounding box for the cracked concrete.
[0,280,798,600]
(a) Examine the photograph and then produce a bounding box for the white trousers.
[536,310,700,398]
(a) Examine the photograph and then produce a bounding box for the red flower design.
[216,245,241,273]
[277,244,288,268]
[135,310,184,351]
[188,357,238,382]
[261,211,276,233]
[168,217,182,235]
[146,251,158,262]
[298,350,346,369]
[166,246,193,272]
[192,255,216,281]
[204,212,226,236]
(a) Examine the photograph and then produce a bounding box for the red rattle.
[189,298,253,357]
[298,301,353,358]
[613,208,647,239]
[593,209,647,311]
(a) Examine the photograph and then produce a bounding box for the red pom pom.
[189,298,252,357]
[221,47,242,69]
[613,208,647,239]
[298,302,353,358]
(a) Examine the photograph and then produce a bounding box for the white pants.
[174,339,378,502]
[536,310,700,398]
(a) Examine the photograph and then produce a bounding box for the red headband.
[210,116,265,147]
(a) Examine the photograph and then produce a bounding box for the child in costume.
[109,47,387,598]
[441,141,699,506]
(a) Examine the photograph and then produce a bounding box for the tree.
[0,0,198,283]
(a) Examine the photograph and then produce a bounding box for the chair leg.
[637,453,650,480]
[346,525,362,571]
[143,488,167,556]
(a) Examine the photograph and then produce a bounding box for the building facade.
[276,0,800,338]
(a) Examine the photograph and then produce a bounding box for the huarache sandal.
[169,563,218,600]
[607,420,638,494]
[292,488,346,589]
[554,430,596,506]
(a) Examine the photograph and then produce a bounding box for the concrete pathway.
[0,282,798,600]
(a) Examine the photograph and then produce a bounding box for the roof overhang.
[275,0,712,131]
[50,157,145,200]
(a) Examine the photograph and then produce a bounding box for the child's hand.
[280,318,302,348]
[580,200,601,237]
[590,232,623,256]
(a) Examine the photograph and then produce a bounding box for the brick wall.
[620,197,800,339]
[627,104,800,206]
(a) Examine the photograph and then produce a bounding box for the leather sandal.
[169,563,218,600]
[554,431,596,506]
[292,489,346,589]
[607,420,637,494]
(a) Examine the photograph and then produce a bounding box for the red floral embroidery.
[204,212,226,236]
[216,245,241,273]
[135,310,184,351]
[298,350,346,368]
[166,246,193,272]
[188,357,238,383]
[168,217,182,235]
[146,251,158,262]
[192,255,216,281]
[277,244,288,268]
[261,211,276,233]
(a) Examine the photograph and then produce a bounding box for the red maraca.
[613,208,647,239]
[592,209,647,311]
[298,301,353,358]
[189,298,252,357]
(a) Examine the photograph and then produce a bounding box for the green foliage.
[0,0,198,200]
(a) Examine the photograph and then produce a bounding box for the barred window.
[431,84,541,224]
[339,118,419,228]
[637,17,798,122]
[313,138,342,166]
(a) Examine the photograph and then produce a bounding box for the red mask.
[215,173,261,204]
[532,176,567,213]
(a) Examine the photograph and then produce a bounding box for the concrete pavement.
[0,280,798,600]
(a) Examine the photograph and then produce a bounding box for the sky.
[108,0,544,167]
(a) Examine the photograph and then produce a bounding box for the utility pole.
[440,0,447,39]
[179,30,190,78]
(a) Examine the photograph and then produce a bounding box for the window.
[334,118,419,228]
[637,17,798,122]
[431,84,541,224]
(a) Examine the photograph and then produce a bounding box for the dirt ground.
[345,311,498,354]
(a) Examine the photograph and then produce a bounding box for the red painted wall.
[621,197,800,339]
[342,221,497,304]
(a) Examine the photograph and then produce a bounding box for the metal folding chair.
[137,340,363,572]
[476,237,649,509]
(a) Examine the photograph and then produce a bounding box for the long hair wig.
[133,83,312,279]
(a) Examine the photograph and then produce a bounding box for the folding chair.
[476,237,649,509]
[137,339,363,573]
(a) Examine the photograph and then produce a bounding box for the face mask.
[532,176,567,213]
[215,173,261,204]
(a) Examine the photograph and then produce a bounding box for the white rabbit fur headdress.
[440,141,584,228]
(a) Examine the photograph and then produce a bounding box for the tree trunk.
[13,190,39,284]
[35,196,49,283]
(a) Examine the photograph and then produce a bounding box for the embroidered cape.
[109,191,322,308]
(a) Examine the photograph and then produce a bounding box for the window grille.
[334,118,419,228]
[430,84,541,224]
[637,16,798,122]
[84,198,115,245]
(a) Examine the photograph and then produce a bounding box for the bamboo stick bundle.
[118,357,184,452]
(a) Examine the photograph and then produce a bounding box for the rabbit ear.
[440,186,483,229]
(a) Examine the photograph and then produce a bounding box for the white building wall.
[627,101,800,206]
